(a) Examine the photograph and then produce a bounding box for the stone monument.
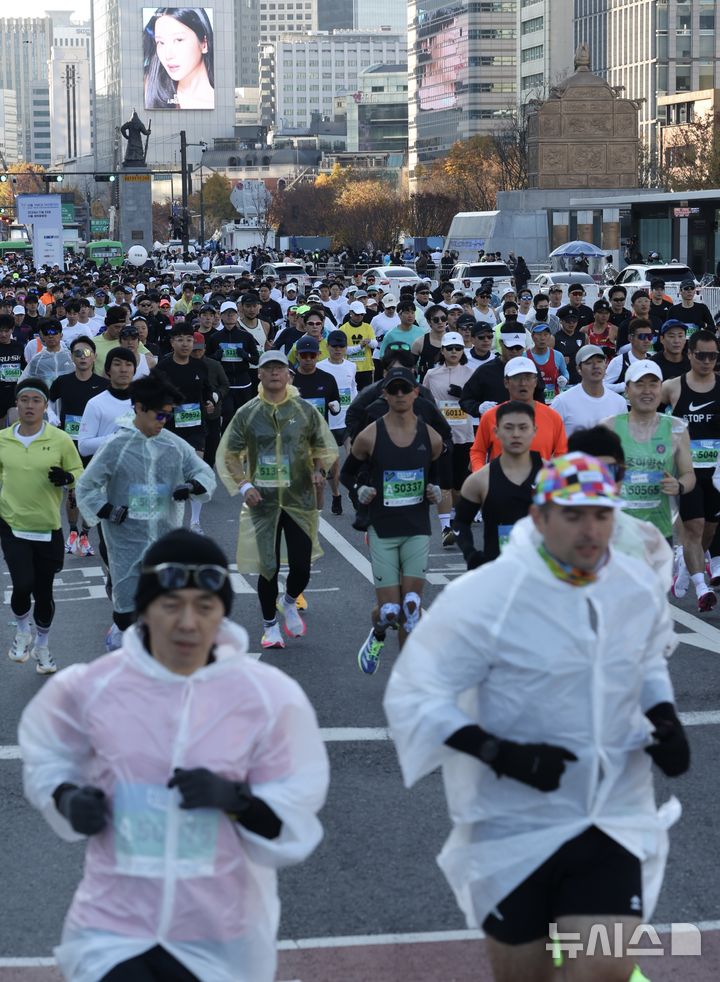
[118,110,154,252]
[526,43,640,191]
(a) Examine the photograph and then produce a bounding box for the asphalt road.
[0,483,718,980]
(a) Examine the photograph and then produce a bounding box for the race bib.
[128,483,170,521]
[174,402,202,428]
[11,528,51,542]
[303,396,325,414]
[690,439,720,468]
[220,342,243,362]
[255,453,291,488]
[620,470,663,510]
[348,348,365,362]
[339,387,352,409]
[439,400,468,425]
[64,414,82,439]
[544,383,556,403]
[113,783,219,879]
[0,364,21,383]
[498,523,514,553]
[383,468,424,507]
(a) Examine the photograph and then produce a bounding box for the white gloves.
[357,485,377,504]
[478,400,497,415]
[328,400,340,415]
[426,484,442,505]
[557,376,568,390]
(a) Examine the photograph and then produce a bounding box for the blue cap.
[660,318,689,334]
[531,322,551,332]
[296,335,320,353]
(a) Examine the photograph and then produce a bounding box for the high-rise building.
[48,11,94,164]
[408,0,517,186]
[30,82,52,167]
[345,63,408,153]
[236,0,261,88]
[574,1,720,148]
[91,1,236,170]
[318,0,353,31]
[237,0,319,88]
[0,17,54,161]
[0,89,21,165]
[518,0,574,105]
[264,28,406,130]
[354,0,406,33]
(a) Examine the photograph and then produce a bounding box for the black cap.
[327,329,347,346]
[200,303,217,313]
[456,313,477,329]
[382,367,417,389]
[557,305,580,321]
[680,278,695,289]
[240,292,261,305]
[135,530,232,615]
[593,299,611,313]
[568,282,586,294]
[472,320,495,336]
[296,335,320,353]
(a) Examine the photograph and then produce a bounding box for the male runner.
[651,319,690,380]
[0,313,25,425]
[454,400,542,568]
[78,349,136,458]
[667,277,714,335]
[385,452,688,982]
[662,329,720,605]
[604,319,655,394]
[550,345,626,436]
[526,322,569,401]
[205,300,261,417]
[1,378,83,674]
[318,329,357,514]
[22,319,74,386]
[341,366,443,675]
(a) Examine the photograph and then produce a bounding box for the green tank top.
[612,413,674,537]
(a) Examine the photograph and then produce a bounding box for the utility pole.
[199,161,205,246]
[180,129,189,257]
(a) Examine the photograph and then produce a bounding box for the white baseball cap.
[381,294,398,308]
[349,300,366,315]
[499,332,526,349]
[504,356,538,378]
[625,359,663,383]
[220,301,238,313]
[441,332,465,347]
[13,305,25,315]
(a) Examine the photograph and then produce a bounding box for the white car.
[532,272,600,306]
[448,262,514,296]
[258,262,310,291]
[610,263,698,302]
[166,261,203,280]
[207,264,251,281]
[364,266,423,293]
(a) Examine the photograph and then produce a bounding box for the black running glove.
[97,503,128,524]
[168,767,252,813]
[447,384,463,398]
[53,783,108,835]
[172,480,207,501]
[492,739,578,792]
[48,466,74,487]
[645,702,690,777]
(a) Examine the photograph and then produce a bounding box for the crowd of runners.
[0,250,700,980]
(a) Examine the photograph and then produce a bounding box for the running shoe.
[261,621,285,649]
[357,628,384,675]
[77,533,94,557]
[65,530,79,554]
[709,556,720,587]
[441,526,456,548]
[190,522,204,536]
[279,596,307,638]
[671,562,690,599]
[8,628,32,664]
[105,624,123,653]
[331,494,343,516]
[33,644,57,675]
[697,588,717,613]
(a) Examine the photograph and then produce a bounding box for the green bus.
[0,240,32,254]
[85,240,124,267]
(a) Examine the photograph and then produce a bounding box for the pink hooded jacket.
[19,620,329,982]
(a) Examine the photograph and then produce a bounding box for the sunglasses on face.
[142,563,229,591]
[299,352,318,359]
[444,345,464,352]
[42,328,61,336]
[72,348,93,358]
[634,333,653,341]
[569,291,584,297]
[430,316,448,323]
[386,384,413,395]
[152,410,173,421]
[693,351,718,362]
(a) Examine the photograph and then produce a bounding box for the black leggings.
[257,511,313,620]
[101,946,198,981]
[0,520,63,628]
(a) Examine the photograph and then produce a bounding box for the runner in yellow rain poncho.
[217,350,338,649]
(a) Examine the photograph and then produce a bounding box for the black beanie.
[135,529,233,615]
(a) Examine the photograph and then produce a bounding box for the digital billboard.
[143,7,215,110]
[416,4,467,112]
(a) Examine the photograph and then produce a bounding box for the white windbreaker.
[19,620,329,982]
[383,526,680,929]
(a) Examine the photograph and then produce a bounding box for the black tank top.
[417,334,441,381]
[482,452,543,560]
[672,373,720,469]
[369,416,432,538]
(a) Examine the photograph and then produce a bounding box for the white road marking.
[321,727,390,742]
[318,517,374,583]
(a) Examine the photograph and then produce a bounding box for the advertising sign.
[143,8,215,110]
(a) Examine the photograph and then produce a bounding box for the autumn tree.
[658,111,720,191]
[330,179,407,252]
[272,181,337,236]
[0,163,48,211]
[406,191,460,237]
[152,200,172,241]
[187,172,233,236]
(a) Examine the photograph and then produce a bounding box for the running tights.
[101,946,198,981]
[257,511,313,620]
[0,521,63,629]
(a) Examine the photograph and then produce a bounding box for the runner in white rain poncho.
[76,373,215,628]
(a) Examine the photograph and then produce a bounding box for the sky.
[16,1,91,20]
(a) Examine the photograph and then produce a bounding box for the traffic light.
[94,173,116,183]
[43,174,64,184]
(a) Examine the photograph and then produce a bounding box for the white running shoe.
[708,556,720,587]
[261,621,285,649]
[279,596,307,638]
[671,559,690,599]
[8,628,32,663]
[190,522,204,535]
[697,587,717,613]
[33,644,57,675]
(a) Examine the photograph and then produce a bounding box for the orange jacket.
[470,400,568,470]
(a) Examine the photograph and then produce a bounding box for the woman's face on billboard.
[154,15,207,82]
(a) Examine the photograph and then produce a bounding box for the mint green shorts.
[368,529,430,588]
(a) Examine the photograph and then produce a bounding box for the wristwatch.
[478,735,501,765]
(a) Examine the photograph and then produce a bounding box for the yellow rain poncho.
[217,385,338,579]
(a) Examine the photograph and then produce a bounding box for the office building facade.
[518,0,574,105]
[408,0,517,184]
[30,83,52,167]
[0,90,21,165]
[0,17,54,161]
[345,64,408,153]
[48,12,94,164]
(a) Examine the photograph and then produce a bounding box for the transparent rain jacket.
[75,423,215,613]
[19,620,329,982]
[217,385,338,579]
[384,529,680,929]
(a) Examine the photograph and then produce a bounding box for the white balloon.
[127,245,148,266]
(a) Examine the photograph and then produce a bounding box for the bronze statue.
[121,110,151,166]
